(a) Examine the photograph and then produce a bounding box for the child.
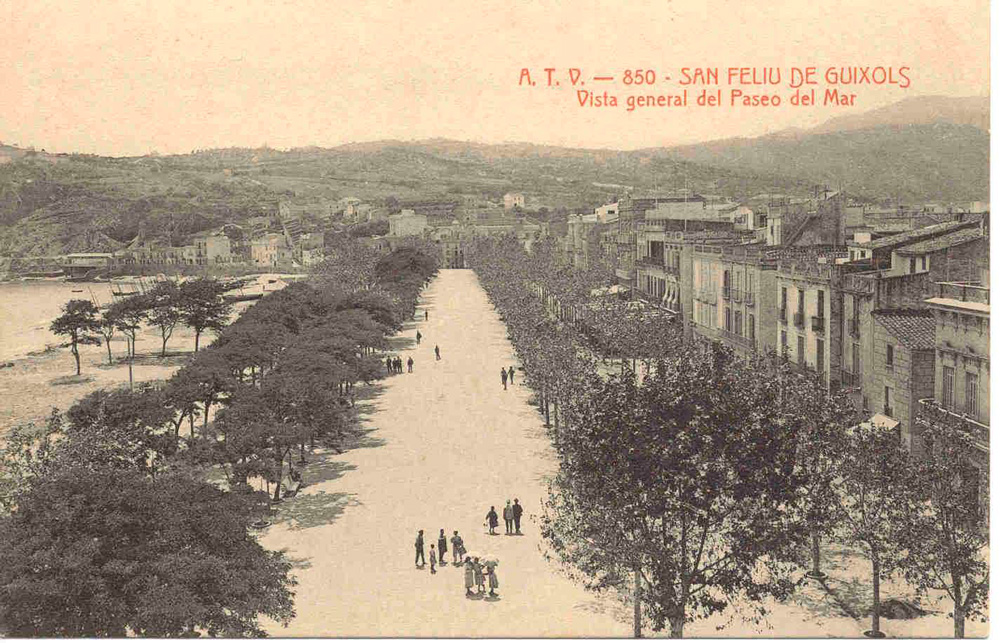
[429,545,437,574]
[464,557,475,596]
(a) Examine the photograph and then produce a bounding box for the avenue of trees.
[2,241,439,636]
[466,234,988,639]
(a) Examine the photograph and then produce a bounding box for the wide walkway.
[260,269,626,637]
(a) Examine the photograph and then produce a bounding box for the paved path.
[261,269,626,637]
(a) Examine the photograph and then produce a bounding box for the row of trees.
[50,277,234,376]
[466,235,987,639]
[3,240,440,636]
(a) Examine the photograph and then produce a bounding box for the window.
[851,343,860,375]
[797,288,805,315]
[920,256,927,271]
[909,257,916,273]
[725,307,732,332]
[886,344,894,368]
[749,314,755,340]
[884,386,893,416]
[781,330,788,358]
[942,366,954,408]
[735,311,743,337]
[816,338,825,373]
[780,287,788,319]
[965,372,979,419]
[817,290,825,318]
[797,335,805,365]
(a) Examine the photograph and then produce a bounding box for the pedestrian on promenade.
[425,310,429,321]
[473,557,485,594]
[512,498,524,534]
[415,530,426,567]
[416,330,422,344]
[508,365,515,385]
[464,557,475,596]
[485,506,499,535]
[451,530,466,564]
[435,345,441,361]
[501,367,508,390]
[503,500,514,534]
[429,545,437,573]
[438,529,448,564]
[485,561,499,597]
[386,356,393,375]
[395,356,402,374]
[407,356,414,373]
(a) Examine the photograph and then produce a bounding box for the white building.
[503,192,525,210]
[595,202,619,224]
[388,209,429,236]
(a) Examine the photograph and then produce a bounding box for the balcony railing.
[918,398,989,451]
[793,312,805,328]
[720,329,755,349]
[636,256,665,268]
[849,319,860,338]
[745,291,755,306]
[721,287,731,300]
[934,282,990,305]
[731,288,744,303]
[811,315,825,332]
[840,369,860,389]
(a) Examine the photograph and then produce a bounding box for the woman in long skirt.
[464,557,475,597]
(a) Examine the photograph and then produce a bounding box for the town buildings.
[503,192,525,210]
[389,209,429,237]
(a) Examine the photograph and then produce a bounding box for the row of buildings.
[559,191,989,514]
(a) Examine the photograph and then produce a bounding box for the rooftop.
[894,227,984,255]
[873,309,936,350]
[856,216,980,250]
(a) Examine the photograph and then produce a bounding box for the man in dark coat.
[501,367,508,390]
[425,310,428,321]
[508,365,515,385]
[407,356,414,373]
[512,498,524,534]
[437,529,448,565]
[386,356,393,375]
[416,330,422,344]
[415,529,426,567]
[434,345,441,361]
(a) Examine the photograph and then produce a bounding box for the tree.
[541,343,805,637]
[898,408,989,638]
[833,422,914,638]
[179,278,233,352]
[49,299,102,375]
[0,467,295,636]
[108,294,148,359]
[145,281,183,357]
[97,306,117,365]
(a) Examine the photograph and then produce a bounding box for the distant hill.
[0,96,989,257]
[660,96,989,203]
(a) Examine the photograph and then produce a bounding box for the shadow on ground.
[275,490,362,531]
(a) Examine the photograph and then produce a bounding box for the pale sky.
[0,0,989,156]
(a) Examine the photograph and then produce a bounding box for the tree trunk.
[867,554,883,637]
[633,565,643,638]
[668,616,684,638]
[203,400,212,430]
[194,329,201,352]
[808,531,825,578]
[106,339,113,364]
[272,456,283,502]
[72,343,81,375]
[189,412,196,440]
[160,334,168,357]
[954,577,965,638]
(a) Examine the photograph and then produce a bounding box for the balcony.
[731,288,744,303]
[744,290,755,306]
[636,256,665,268]
[918,398,989,453]
[721,287,731,300]
[849,319,860,338]
[779,308,788,325]
[811,315,825,332]
[840,369,860,389]
[793,312,805,328]
[933,281,990,305]
[720,328,754,349]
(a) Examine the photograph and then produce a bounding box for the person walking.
[415,530,426,567]
[464,557,475,596]
[502,500,514,535]
[485,506,499,535]
[437,529,448,565]
[407,356,414,373]
[386,356,393,375]
[508,365,515,385]
[429,545,437,574]
[451,530,465,564]
[501,367,508,390]
[425,310,428,321]
[473,557,485,594]
[434,345,441,361]
[395,356,402,374]
[416,330,422,344]
[485,561,499,597]
[512,498,524,534]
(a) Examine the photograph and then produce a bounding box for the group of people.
[386,355,413,374]
[413,527,501,598]
[499,365,516,390]
[484,499,523,535]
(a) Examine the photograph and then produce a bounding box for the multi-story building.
[251,233,292,267]
[503,192,525,210]
[389,209,429,237]
[193,232,233,265]
[919,280,990,519]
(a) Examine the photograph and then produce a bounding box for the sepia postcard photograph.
[0,0,992,638]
